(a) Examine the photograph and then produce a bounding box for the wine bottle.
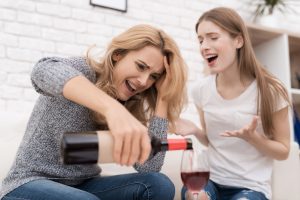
[61,130,193,164]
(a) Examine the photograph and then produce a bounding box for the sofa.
[0,111,300,200]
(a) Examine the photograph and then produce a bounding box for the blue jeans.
[181,180,268,200]
[3,172,175,200]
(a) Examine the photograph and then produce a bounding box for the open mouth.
[125,80,136,93]
[207,55,218,65]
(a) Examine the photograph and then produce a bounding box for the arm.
[196,106,210,146]
[134,116,168,172]
[249,107,290,160]
[63,76,151,166]
[134,56,173,172]
[222,107,290,160]
[31,57,88,97]
[173,105,209,146]
[32,57,151,166]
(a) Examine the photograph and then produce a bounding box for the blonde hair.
[196,7,290,138]
[86,24,187,128]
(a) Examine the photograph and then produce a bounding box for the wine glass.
[180,149,210,200]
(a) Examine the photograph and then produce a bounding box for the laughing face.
[112,46,165,101]
[197,20,243,74]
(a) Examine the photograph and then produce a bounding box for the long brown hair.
[195,7,290,138]
[86,24,187,128]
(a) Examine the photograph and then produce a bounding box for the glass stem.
[192,192,199,200]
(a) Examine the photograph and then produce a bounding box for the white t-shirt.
[192,75,288,199]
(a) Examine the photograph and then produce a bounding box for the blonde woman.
[0,24,187,200]
[176,7,291,200]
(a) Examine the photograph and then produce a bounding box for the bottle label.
[168,139,187,150]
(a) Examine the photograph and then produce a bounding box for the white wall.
[1,0,300,120]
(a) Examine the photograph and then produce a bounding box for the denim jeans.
[3,172,175,200]
[181,180,268,200]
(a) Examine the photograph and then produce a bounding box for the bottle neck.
[154,138,193,152]
[164,138,193,151]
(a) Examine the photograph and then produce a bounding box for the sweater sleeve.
[31,57,96,97]
[133,116,168,172]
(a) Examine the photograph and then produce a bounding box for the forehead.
[197,20,224,37]
[131,46,164,71]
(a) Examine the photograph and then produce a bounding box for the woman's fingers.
[139,133,151,164]
[120,131,133,165]
[106,103,151,166]
[113,134,123,164]
[248,116,258,132]
[112,127,150,166]
[127,133,140,166]
[221,130,239,137]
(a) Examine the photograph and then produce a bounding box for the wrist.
[98,95,121,119]
[154,98,168,118]
[247,131,264,145]
[195,127,203,138]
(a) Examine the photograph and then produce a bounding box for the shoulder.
[272,89,290,112]
[191,75,214,107]
[55,56,97,83]
[68,57,95,78]
[264,82,290,111]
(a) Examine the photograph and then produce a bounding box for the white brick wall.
[0,0,300,119]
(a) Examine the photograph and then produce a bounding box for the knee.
[51,187,100,200]
[62,191,100,200]
[141,172,175,200]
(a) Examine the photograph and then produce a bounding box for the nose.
[200,39,209,51]
[137,73,150,87]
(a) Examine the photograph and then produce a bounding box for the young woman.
[0,24,187,200]
[177,7,291,200]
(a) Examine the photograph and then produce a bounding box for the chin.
[209,70,217,74]
[117,93,131,101]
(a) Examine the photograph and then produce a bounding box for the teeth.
[206,55,218,63]
[126,80,136,92]
[128,81,136,90]
[205,55,217,59]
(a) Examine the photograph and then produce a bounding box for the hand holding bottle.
[61,131,193,165]
[62,76,151,166]
[104,101,151,166]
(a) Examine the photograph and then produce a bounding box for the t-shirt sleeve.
[275,93,290,112]
[191,77,210,109]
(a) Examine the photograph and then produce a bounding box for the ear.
[112,53,122,62]
[235,35,244,49]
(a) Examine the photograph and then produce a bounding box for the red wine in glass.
[181,150,209,200]
[181,171,210,192]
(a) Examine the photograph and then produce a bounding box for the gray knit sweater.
[0,57,168,199]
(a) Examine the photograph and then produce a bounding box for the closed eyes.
[135,61,162,81]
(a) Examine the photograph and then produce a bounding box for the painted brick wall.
[0,0,300,122]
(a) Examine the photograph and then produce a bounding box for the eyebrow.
[198,32,219,40]
[137,59,150,69]
[137,59,164,74]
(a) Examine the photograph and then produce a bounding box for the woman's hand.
[104,102,151,166]
[63,75,151,166]
[173,118,209,146]
[221,108,290,160]
[220,116,260,142]
[173,118,201,137]
[153,56,172,118]
[155,56,172,101]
